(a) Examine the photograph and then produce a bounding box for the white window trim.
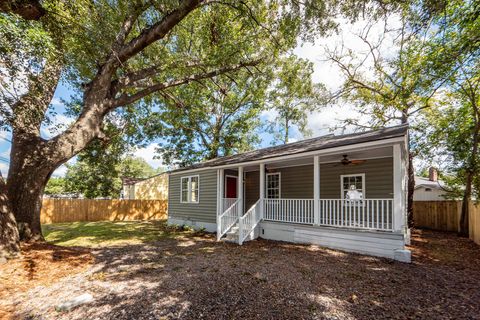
[266,172,281,199]
[180,175,200,204]
[224,175,238,199]
[340,173,366,203]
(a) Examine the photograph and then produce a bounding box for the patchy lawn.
[42,220,194,247]
[1,221,480,320]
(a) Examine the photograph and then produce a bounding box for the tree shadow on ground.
[11,229,480,320]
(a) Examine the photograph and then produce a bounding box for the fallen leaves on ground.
[0,242,93,319]
[1,227,479,320]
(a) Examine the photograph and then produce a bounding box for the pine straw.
[0,242,93,319]
[1,228,480,319]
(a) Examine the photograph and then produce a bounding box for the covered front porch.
[216,144,407,249]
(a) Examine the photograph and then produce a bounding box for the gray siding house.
[168,125,411,262]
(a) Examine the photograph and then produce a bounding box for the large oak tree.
[1,0,391,257]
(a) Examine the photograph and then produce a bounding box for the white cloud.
[0,162,8,176]
[40,114,74,139]
[0,131,11,141]
[51,157,77,177]
[50,97,64,106]
[134,144,164,169]
[294,15,401,136]
[0,148,10,158]
[51,165,67,177]
[260,109,278,122]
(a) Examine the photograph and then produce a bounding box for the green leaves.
[146,67,270,166]
[267,56,326,143]
[64,151,160,199]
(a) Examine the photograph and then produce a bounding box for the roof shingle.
[172,124,408,172]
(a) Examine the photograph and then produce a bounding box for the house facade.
[414,168,449,201]
[168,125,411,262]
[122,172,169,200]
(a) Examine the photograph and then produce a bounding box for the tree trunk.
[401,113,415,228]
[0,173,20,261]
[7,134,56,241]
[460,118,479,237]
[459,171,472,237]
[284,118,289,144]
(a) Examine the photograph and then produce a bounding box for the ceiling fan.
[335,154,367,166]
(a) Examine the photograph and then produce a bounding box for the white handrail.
[221,198,237,213]
[238,199,262,245]
[263,199,314,224]
[217,199,240,240]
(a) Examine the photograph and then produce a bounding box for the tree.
[0,0,400,255]
[44,177,67,196]
[325,0,479,227]
[0,0,45,20]
[64,141,160,199]
[267,56,326,144]
[0,173,19,261]
[424,56,480,236]
[146,68,271,167]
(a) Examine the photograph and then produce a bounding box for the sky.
[0,15,400,178]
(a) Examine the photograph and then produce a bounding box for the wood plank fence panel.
[41,199,168,224]
[413,200,480,245]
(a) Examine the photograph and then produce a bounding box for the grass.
[42,220,196,247]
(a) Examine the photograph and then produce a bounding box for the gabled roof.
[172,124,408,172]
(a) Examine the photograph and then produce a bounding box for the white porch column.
[313,155,320,225]
[216,169,221,240]
[218,169,224,213]
[238,166,244,217]
[393,144,404,232]
[259,163,265,219]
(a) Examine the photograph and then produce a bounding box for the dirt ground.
[1,227,479,320]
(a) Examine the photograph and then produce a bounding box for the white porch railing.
[261,198,394,231]
[319,199,393,231]
[221,198,238,213]
[238,199,262,245]
[263,199,314,224]
[217,199,240,240]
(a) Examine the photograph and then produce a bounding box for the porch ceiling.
[243,146,392,172]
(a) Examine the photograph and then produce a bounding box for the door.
[225,176,238,198]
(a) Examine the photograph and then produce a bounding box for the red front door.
[225,176,237,198]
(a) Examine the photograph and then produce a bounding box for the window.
[181,176,199,203]
[266,172,281,199]
[341,174,365,200]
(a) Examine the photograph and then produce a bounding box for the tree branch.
[113,60,262,107]
[116,0,205,63]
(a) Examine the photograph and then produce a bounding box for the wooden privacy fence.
[413,200,480,245]
[41,199,168,224]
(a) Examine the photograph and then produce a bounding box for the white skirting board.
[168,217,217,233]
[259,221,411,262]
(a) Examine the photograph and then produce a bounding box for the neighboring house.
[122,172,169,200]
[168,125,411,262]
[414,168,449,201]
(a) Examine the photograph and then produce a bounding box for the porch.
[216,144,407,249]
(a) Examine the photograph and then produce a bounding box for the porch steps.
[224,225,240,243]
